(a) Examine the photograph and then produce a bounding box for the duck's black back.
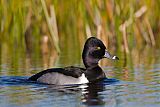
[28,66,85,82]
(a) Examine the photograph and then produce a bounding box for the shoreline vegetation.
[0,0,160,73]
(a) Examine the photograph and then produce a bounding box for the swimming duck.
[28,37,119,85]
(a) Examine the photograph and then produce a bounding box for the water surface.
[0,49,160,107]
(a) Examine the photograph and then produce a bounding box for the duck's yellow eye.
[96,47,101,50]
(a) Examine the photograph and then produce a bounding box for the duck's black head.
[82,37,119,68]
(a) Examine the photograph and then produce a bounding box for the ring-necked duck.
[28,37,119,85]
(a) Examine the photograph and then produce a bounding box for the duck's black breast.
[28,66,88,85]
[85,66,106,82]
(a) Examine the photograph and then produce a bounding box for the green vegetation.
[0,0,160,77]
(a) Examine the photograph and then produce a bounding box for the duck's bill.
[103,50,119,60]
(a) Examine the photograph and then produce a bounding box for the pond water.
[0,48,160,107]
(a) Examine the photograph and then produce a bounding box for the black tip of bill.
[112,56,119,60]
[104,50,119,60]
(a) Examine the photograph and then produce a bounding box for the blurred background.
[0,1,160,106]
[0,0,160,78]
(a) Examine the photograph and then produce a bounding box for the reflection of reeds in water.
[0,0,160,71]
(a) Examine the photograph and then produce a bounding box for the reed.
[40,0,60,53]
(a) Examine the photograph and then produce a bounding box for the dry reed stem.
[120,23,129,54]
[40,0,60,53]
[134,22,144,48]
[145,18,156,46]
[50,5,59,42]
[85,24,92,38]
[138,21,151,45]
[135,6,147,18]
[25,7,32,32]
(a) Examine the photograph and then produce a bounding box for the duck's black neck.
[82,54,100,68]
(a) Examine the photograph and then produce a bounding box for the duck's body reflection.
[40,78,118,106]
[82,83,106,106]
